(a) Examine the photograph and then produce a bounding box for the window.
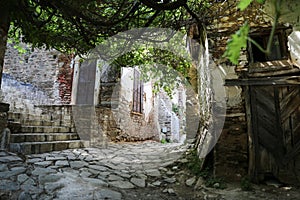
[132,69,143,113]
[248,30,289,63]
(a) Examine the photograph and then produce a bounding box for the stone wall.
[3,43,73,113]
[96,106,120,142]
[158,89,186,143]
[2,73,53,113]
[0,103,9,150]
[115,98,159,142]
[95,65,159,142]
[187,24,215,159]
[96,64,121,142]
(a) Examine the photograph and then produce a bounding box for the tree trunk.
[0,1,11,89]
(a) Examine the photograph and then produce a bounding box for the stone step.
[8,112,42,121]
[10,133,80,143]
[8,121,22,133]
[22,119,75,127]
[8,113,75,128]
[7,108,85,154]
[9,140,89,154]
[20,126,75,133]
[17,119,54,126]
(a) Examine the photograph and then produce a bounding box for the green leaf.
[256,0,265,3]
[238,0,253,11]
[223,23,249,65]
[14,44,27,54]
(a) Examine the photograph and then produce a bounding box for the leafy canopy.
[6,0,211,55]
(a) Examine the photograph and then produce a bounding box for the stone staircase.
[8,105,88,154]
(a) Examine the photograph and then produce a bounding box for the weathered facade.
[111,67,160,141]
[204,0,300,184]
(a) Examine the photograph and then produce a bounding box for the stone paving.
[0,141,190,200]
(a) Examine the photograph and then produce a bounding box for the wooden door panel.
[282,120,293,152]
[250,84,300,182]
[281,97,300,123]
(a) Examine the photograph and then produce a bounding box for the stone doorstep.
[9,140,86,154]
[10,133,79,143]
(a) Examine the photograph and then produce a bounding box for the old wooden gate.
[246,78,300,183]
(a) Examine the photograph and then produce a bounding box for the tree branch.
[140,0,187,11]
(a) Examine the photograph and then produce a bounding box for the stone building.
[72,61,187,143]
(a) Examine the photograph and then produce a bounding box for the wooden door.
[249,85,300,183]
[75,59,97,105]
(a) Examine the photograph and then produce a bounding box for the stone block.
[54,142,68,151]
[68,141,81,149]
[39,143,53,154]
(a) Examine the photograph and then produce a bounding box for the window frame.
[248,29,290,64]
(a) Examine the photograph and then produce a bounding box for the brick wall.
[57,54,73,104]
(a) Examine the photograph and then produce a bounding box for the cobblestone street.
[2,141,300,200]
[0,141,190,199]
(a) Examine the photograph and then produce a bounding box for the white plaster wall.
[215,64,242,108]
[143,82,154,120]
[71,57,81,104]
[94,60,101,105]
[288,31,300,68]
[120,67,134,104]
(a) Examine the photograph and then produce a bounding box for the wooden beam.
[225,76,300,86]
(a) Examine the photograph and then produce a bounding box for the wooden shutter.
[132,69,143,113]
